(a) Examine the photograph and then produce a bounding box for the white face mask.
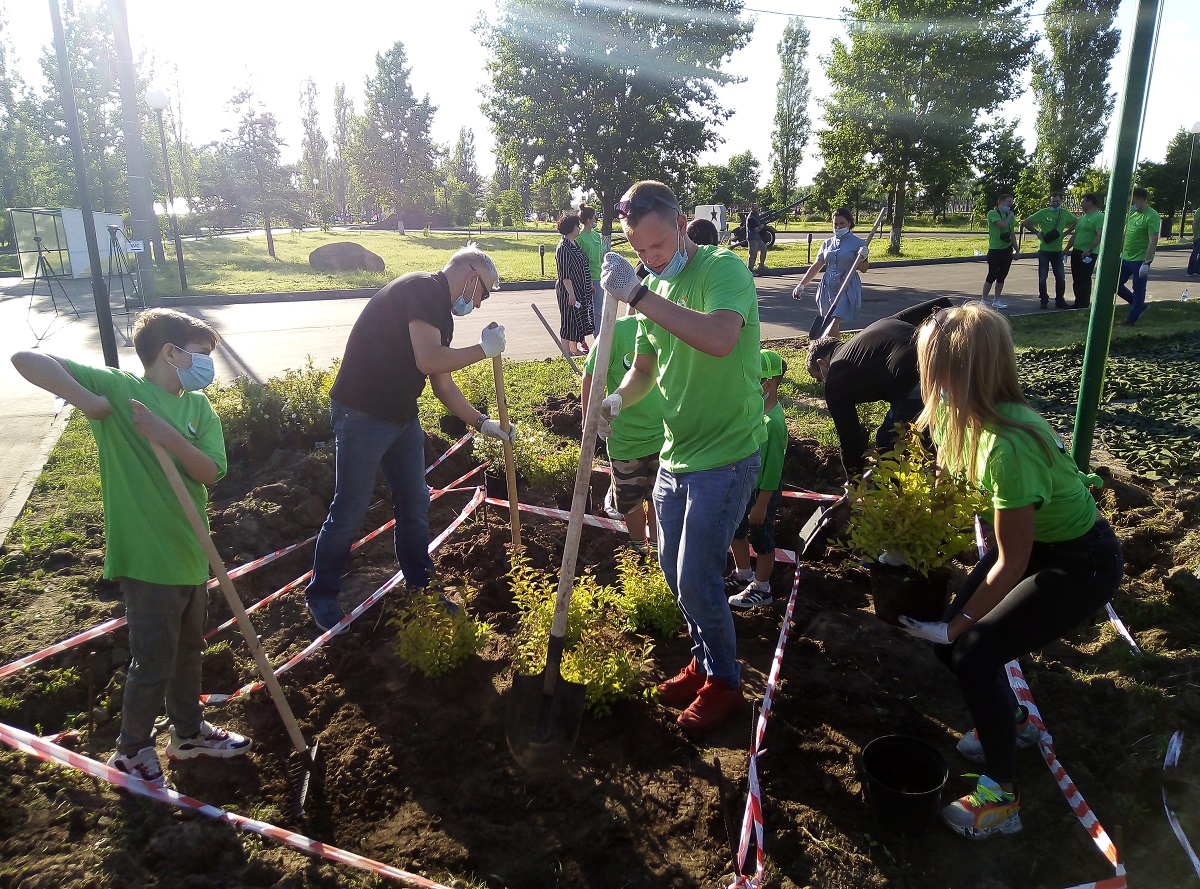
[834,227,849,239]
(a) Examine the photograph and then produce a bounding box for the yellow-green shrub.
[390,587,491,677]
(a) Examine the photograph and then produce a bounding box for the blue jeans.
[1037,250,1065,303]
[307,401,435,605]
[654,452,759,687]
[1117,259,1149,323]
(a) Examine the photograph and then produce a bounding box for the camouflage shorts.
[605,454,660,516]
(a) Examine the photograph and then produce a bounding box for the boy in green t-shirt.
[982,194,1018,309]
[1116,187,1161,326]
[11,309,250,787]
[727,350,789,610]
[577,205,605,327]
[1064,192,1104,309]
[581,310,665,555]
[1020,190,1076,309]
[1187,204,1200,277]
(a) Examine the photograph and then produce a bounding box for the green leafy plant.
[612,551,680,637]
[843,429,988,577]
[473,424,580,492]
[389,585,491,678]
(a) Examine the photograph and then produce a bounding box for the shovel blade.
[808,311,834,340]
[505,670,587,769]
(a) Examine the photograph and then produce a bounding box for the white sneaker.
[167,720,252,760]
[991,299,1008,309]
[728,582,773,610]
[108,745,167,786]
[956,715,1041,763]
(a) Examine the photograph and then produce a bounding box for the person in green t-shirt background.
[1187,204,1200,277]
[1117,186,1161,325]
[598,180,764,735]
[726,349,789,611]
[1064,192,1104,309]
[982,193,1019,309]
[581,310,665,556]
[1020,190,1076,309]
[11,309,251,788]
[577,205,605,328]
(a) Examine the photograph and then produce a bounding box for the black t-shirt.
[746,211,763,239]
[329,271,454,423]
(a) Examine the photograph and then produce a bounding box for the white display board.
[9,208,125,279]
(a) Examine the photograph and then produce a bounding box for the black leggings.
[934,518,1123,783]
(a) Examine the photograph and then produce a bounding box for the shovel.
[506,281,620,768]
[490,330,522,556]
[531,302,583,377]
[807,206,888,339]
[149,438,318,818]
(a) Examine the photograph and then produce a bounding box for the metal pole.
[1182,131,1197,242]
[154,109,188,293]
[49,0,120,368]
[1071,0,1163,471]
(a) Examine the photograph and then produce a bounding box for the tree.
[1137,129,1193,235]
[478,0,753,238]
[770,17,811,208]
[227,90,292,258]
[819,0,1036,254]
[971,118,1028,221]
[298,78,330,226]
[331,82,353,220]
[1072,165,1110,205]
[1031,0,1120,189]
[449,127,482,197]
[686,150,761,209]
[348,41,438,226]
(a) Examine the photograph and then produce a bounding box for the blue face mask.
[451,279,477,316]
[169,348,215,392]
[657,232,689,279]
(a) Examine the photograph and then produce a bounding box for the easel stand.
[27,235,79,343]
[105,225,145,340]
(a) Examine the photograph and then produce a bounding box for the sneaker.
[656,658,707,708]
[991,299,1008,309]
[957,712,1041,763]
[942,775,1022,839]
[1055,300,1068,309]
[602,487,623,520]
[678,678,744,733]
[723,570,754,594]
[108,746,166,786]
[728,582,773,610]
[168,720,252,760]
[307,597,345,633]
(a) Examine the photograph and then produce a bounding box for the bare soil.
[2,416,1200,889]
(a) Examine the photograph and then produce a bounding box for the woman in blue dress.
[792,207,870,337]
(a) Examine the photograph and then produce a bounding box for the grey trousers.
[117,578,206,754]
[749,237,767,269]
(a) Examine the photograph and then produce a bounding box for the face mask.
[834,227,849,238]
[451,279,477,316]
[657,231,690,280]
[168,349,215,392]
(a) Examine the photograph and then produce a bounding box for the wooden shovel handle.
[492,351,522,555]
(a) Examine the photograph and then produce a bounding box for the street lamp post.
[145,87,188,293]
[1181,122,1200,242]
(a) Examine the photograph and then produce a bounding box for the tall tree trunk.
[889,176,906,256]
[264,210,276,258]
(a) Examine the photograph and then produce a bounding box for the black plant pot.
[869,564,952,626]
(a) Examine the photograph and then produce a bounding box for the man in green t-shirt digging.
[1020,190,1076,309]
[598,180,765,734]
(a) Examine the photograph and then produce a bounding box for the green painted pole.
[1071,0,1163,471]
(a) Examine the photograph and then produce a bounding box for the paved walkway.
[1,249,1192,544]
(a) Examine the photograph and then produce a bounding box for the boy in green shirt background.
[727,349,789,610]
[982,194,1018,309]
[1187,204,1200,277]
[1064,192,1104,309]
[1117,187,1161,326]
[1020,190,1076,309]
[11,309,251,787]
[577,206,605,329]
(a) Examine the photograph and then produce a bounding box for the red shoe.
[656,658,706,708]
[677,678,744,733]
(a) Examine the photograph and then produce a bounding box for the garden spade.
[490,326,522,556]
[506,278,621,768]
[531,302,583,377]
[808,206,888,340]
[149,439,318,818]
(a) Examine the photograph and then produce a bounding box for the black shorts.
[733,488,783,553]
[986,248,1014,284]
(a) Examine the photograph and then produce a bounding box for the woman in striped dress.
[555,213,595,356]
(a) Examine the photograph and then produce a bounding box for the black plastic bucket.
[860,735,948,837]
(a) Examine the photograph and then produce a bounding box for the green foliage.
[207,358,337,461]
[843,429,988,577]
[389,586,491,678]
[770,17,812,208]
[509,557,648,716]
[613,552,681,637]
[472,425,580,493]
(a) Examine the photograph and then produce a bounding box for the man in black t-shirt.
[806,298,951,479]
[745,204,768,275]
[305,245,513,632]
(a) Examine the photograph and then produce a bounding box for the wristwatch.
[475,412,489,430]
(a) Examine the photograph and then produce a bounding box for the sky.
[3,0,1198,196]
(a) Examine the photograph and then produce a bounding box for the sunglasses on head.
[614,194,681,220]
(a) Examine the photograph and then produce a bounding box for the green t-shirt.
[636,246,765,473]
[1071,210,1104,254]
[1121,206,1161,261]
[577,229,603,283]
[64,360,227,585]
[987,208,1016,250]
[1192,207,1200,239]
[755,401,787,492]
[946,402,1097,543]
[583,315,664,460]
[1026,205,1075,252]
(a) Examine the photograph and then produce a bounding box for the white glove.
[479,324,506,359]
[601,252,639,302]
[480,418,515,443]
[1139,261,1151,279]
[791,282,811,301]
[898,616,950,644]
[596,392,622,439]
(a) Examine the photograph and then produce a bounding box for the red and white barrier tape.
[204,489,484,705]
[428,432,473,474]
[1005,661,1126,886]
[728,564,804,888]
[1163,731,1200,878]
[779,489,843,502]
[0,720,451,888]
